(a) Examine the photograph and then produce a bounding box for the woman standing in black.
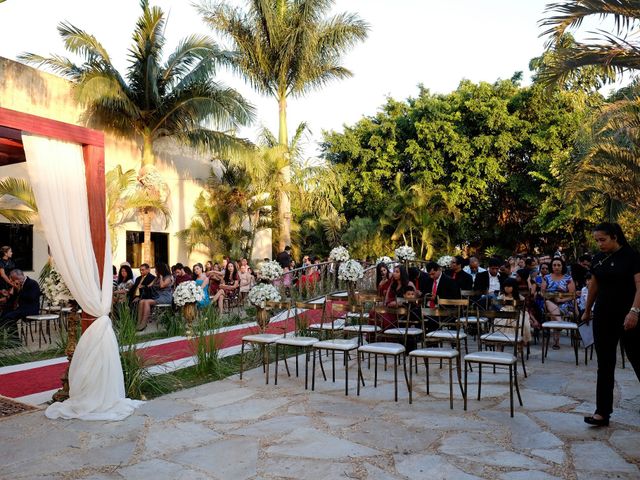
[582,223,640,426]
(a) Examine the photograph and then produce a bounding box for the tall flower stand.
[256,306,269,332]
[347,281,358,306]
[182,302,197,337]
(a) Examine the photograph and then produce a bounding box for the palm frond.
[0,178,37,212]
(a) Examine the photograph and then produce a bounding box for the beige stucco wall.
[0,57,270,275]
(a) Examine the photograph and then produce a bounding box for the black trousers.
[593,310,640,417]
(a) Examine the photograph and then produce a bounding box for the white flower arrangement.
[41,264,73,306]
[329,246,350,262]
[394,245,416,262]
[375,256,393,266]
[437,255,455,268]
[247,283,281,308]
[338,259,364,282]
[173,280,204,307]
[259,260,284,281]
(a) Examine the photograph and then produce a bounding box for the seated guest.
[0,246,16,292]
[475,258,505,308]
[475,258,504,294]
[541,257,575,349]
[128,263,156,305]
[137,262,173,331]
[424,261,461,307]
[238,264,254,302]
[449,256,473,291]
[570,254,592,290]
[1,269,41,343]
[211,261,240,315]
[376,265,417,329]
[463,256,486,280]
[375,262,392,298]
[193,263,211,308]
[407,266,429,298]
[114,264,135,305]
[495,277,532,344]
[174,263,192,286]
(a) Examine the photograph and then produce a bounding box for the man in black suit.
[1,269,41,343]
[424,261,461,307]
[128,263,156,305]
[449,256,473,291]
[475,258,507,308]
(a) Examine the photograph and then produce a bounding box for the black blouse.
[591,245,640,314]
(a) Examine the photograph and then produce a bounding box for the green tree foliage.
[322,75,598,255]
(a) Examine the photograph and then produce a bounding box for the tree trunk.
[142,208,152,265]
[142,133,154,167]
[278,95,291,251]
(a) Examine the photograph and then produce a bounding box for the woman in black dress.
[582,223,640,426]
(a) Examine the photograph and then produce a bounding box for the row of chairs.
[239,294,529,417]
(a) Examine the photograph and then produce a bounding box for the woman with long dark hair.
[136,262,173,331]
[375,262,392,298]
[541,257,576,349]
[113,265,135,305]
[582,223,640,426]
[374,265,416,329]
[211,260,240,315]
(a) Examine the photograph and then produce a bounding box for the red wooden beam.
[0,107,104,147]
[81,144,106,332]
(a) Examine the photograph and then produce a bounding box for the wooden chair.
[463,309,524,417]
[409,306,465,409]
[294,301,326,335]
[541,292,579,365]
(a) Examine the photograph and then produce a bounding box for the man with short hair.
[476,258,507,308]
[276,246,292,269]
[424,262,461,307]
[1,269,41,343]
[174,263,192,286]
[464,256,486,289]
[128,263,156,305]
[449,256,473,291]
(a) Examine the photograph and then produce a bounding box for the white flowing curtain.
[22,134,142,421]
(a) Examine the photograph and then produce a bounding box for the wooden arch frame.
[0,107,106,328]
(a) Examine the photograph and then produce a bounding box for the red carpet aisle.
[0,306,325,401]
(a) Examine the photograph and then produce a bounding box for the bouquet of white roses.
[173,280,204,307]
[259,260,284,281]
[329,246,350,262]
[437,255,454,268]
[40,264,73,306]
[247,283,281,308]
[338,259,364,282]
[394,245,416,262]
[375,256,393,266]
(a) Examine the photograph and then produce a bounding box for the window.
[0,223,33,271]
[125,231,169,267]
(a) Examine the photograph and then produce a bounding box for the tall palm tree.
[566,84,640,217]
[199,0,369,250]
[21,0,254,263]
[539,1,640,85]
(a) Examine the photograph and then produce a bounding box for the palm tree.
[566,84,640,218]
[539,1,640,85]
[0,178,37,223]
[21,0,254,263]
[199,0,369,250]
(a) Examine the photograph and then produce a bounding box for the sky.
[0,0,560,159]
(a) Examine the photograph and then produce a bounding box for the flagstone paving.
[0,339,638,480]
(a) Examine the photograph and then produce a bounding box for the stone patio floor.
[1,338,639,480]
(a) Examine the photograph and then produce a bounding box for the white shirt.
[488,273,501,293]
[463,265,486,280]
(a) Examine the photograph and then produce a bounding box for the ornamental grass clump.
[192,308,231,377]
[173,280,204,307]
[247,283,281,309]
[114,304,178,399]
[329,246,350,262]
[338,259,364,282]
[394,245,416,262]
[259,260,284,282]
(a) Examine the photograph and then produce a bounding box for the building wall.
[0,57,270,275]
